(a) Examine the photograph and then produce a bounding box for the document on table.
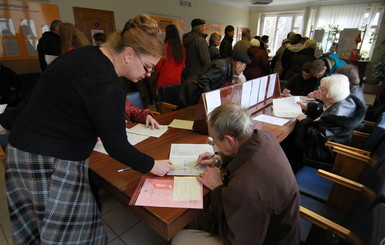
[126,124,168,138]
[129,176,203,209]
[0,104,7,114]
[93,132,149,155]
[273,96,305,118]
[168,144,214,176]
[252,114,290,126]
[169,119,194,130]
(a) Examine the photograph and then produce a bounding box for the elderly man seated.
[172,102,300,245]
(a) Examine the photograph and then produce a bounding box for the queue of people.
[1,14,373,245]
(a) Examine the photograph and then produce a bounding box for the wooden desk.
[89,104,296,240]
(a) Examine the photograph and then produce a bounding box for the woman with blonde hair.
[58,23,91,53]
[208,32,221,61]
[0,14,174,244]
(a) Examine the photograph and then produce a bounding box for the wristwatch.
[213,152,222,167]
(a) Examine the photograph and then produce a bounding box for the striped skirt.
[5,144,106,245]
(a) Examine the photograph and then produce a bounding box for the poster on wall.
[337,28,360,60]
[204,22,226,43]
[150,16,184,40]
[0,1,60,60]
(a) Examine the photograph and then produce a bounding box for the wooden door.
[73,7,115,45]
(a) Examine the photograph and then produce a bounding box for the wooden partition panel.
[193,74,281,134]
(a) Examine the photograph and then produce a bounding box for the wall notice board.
[0,1,60,60]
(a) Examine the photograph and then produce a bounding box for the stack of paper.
[272,96,304,118]
[126,124,168,138]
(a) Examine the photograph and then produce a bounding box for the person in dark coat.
[208,32,221,61]
[172,102,300,245]
[37,20,63,71]
[219,25,234,58]
[282,61,317,96]
[243,38,270,80]
[284,39,316,81]
[281,34,302,79]
[180,51,251,106]
[182,18,211,79]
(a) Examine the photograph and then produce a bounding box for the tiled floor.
[0,163,168,245]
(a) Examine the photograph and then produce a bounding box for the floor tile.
[100,190,121,215]
[0,216,11,239]
[102,204,139,236]
[103,221,117,242]
[0,197,8,219]
[120,222,165,245]
[107,237,126,245]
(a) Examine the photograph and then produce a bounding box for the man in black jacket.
[180,51,251,106]
[219,25,234,58]
[37,20,62,71]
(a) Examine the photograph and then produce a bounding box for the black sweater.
[2,46,154,173]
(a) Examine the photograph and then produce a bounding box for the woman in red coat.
[156,24,186,88]
[243,38,270,81]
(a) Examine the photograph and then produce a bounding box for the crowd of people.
[0,14,376,245]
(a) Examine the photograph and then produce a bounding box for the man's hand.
[198,167,223,190]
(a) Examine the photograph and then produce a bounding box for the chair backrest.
[158,84,183,107]
[362,112,385,152]
[126,92,143,109]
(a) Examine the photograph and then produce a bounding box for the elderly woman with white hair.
[243,38,270,80]
[282,74,366,171]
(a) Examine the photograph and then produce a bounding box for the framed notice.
[0,1,60,60]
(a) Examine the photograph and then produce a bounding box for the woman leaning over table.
[0,14,174,245]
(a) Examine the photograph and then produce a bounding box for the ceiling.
[208,0,382,10]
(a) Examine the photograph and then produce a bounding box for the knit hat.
[231,51,251,64]
[250,38,260,47]
[191,18,205,27]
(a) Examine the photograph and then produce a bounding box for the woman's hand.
[297,101,308,113]
[145,115,160,129]
[307,90,321,100]
[150,160,175,176]
[297,114,307,122]
[0,125,9,135]
[282,88,291,96]
[198,167,223,190]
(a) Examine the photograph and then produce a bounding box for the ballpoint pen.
[115,167,132,173]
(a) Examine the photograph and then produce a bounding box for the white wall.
[47,0,249,35]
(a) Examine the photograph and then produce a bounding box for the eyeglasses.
[136,53,155,74]
[207,136,216,146]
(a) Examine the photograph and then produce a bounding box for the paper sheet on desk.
[126,124,168,138]
[168,144,214,176]
[169,119,194,130]
[130,177,203,209]
[252,114,290,126]
[273,96,305,118]
[93,133,149,155]
[0,104,7,114]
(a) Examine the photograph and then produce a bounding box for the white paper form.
[205,90,221,115]
[169,119,194,130]
[252,114,290,126]
[0,104,7,114]
[93,133,149,155]
[126,124,168,138]
[168,144,214,176]
[241,81,252,108]
[250,79,260,106]
[272,96,305,118]
[267,74,277,98]
[173,177,202,201]
[257,76,268,103]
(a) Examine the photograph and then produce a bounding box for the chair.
[126,92,144,109]
[299,157,385,243]
[157,84,183,114]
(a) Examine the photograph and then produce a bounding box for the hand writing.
[197,152,215,166]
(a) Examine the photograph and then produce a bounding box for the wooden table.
[89,104,296,240]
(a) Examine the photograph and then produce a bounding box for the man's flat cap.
[231,51,251,64]
[191,18,205,27]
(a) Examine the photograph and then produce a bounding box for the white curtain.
[315,3,369,30]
